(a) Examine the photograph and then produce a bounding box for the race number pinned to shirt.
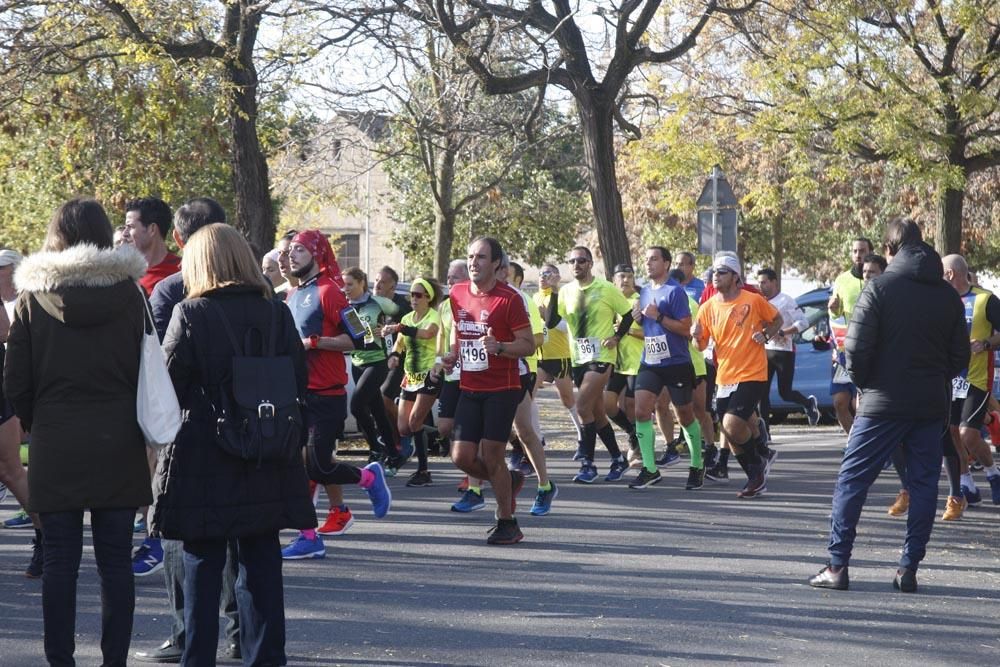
[644,335,670,364]
[952,376,970,400]
[717,383,738,399]
[576,336,600,363]
[460,338,489,372]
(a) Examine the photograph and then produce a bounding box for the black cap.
[612,263,634,274]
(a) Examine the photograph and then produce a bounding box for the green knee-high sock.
[635,419,656,473]
[681,420,704,468]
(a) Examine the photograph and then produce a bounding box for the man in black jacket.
[809,218,969,593]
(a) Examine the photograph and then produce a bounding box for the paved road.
[1,412,998,665]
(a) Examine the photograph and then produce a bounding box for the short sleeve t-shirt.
[450,281,530,392]
[534,289,571,360]
[397,308,441,388]
[616,292,644,375]
[139,252,181,296]
[639,280,692,368]
[695,290,778,386]
[558,278,633,365]
[286,271,348,396]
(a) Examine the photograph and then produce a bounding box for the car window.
[794,300,829,344]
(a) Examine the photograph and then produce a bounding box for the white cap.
[712,254,741,277]
[0,249,23,268]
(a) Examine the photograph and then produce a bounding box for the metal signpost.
[696,165,739,256]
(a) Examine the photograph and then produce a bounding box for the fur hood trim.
[14,244,148,292]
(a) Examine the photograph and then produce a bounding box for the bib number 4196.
[460,339,489,372]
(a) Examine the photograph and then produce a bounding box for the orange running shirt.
[695,290,779,385]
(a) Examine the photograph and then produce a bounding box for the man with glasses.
[555,247,636,483]
[694,255,783,499]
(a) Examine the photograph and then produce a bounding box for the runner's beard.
[291,258,316,279]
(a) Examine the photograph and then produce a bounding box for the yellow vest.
[961,287,993,390]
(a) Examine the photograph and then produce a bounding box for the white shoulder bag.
[136,285,182,449]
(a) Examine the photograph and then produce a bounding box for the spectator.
[3,198,151,665]
[123,197,180,295]
[152,223,315,664]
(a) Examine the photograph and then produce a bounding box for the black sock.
[943,454,962,497]
[582,422,598,461]
[609,410,636,438]
[414,430,428,471]
[754,440,771,459]
[719,448,730,466]
[597,423,624,459]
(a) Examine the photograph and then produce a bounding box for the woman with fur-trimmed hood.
[2,198,151,667]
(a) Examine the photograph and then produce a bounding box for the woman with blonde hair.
[4,197,150,666]
[152,223,315,665]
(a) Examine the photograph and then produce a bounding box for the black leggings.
[351,360,395,458]
[761,349,811,419]
[304,392,362,486]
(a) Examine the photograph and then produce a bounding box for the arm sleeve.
[844,286,878,387]
[3,295,34,430]
[547,290,563,328]
[613,312,635,339]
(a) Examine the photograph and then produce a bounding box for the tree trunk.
[432,142,457,281]
[772,215,784,291]
[575,96,631,277]
[225,9,274,258]
[938,185,964,256]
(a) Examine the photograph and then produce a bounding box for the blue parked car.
[766,287,836,424]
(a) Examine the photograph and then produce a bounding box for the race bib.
[833,362,851,385]
[644,335,670,364]
[460,338,489,372]
[717,383,738,399]
[576,336,600,363]
[952,376,970,400]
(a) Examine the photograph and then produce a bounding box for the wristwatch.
[309,335,320,350]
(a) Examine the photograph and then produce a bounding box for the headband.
[413,278,435,301]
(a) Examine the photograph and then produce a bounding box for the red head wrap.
[291,230,344,287]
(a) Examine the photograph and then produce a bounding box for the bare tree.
[387,1,757,273]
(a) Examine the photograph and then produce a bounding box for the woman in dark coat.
[3,198,151,667]
[151,223,315,666]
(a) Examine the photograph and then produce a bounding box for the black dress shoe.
[134,640,183,663]
[225,642,241,660]
[893,567,917,593]
[809,565,849,590]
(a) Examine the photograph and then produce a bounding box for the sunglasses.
[714,269,735,276]
[568,257,590,265]
[540,271,555,277]
[409,292,428,299]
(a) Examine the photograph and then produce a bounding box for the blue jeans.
[163,538,240,650]
[182,533,285,666]
[828,416,945,571]
[40,507,137,667]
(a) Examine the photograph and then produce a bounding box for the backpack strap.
[207,300,243,357]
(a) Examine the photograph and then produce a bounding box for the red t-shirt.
[449,281,530,392]
[139,252,181,296]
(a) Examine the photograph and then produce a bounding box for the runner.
[604,264,643,467]
[556,247,636,483]
[675,251,706,301]
[442,237,534,544]
[628,247,703,490]
[340,267,399,470]
[694,255,783,498]
[941,254,1000,516]
[375,266,413,459]
[827,238,874,434]
[533,264,583,454]
[755,268,821,426]
[280,230,391,560]
[382,276,443,487]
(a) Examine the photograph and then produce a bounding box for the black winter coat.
[846,242,970,421]
[3,244,152,513]
[151,285,316,541]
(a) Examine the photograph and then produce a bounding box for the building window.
[335,233,360,270]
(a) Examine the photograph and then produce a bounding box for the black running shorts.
[437,380,461,420]
[715,381,768,422]
[606,371,636,398]
[951,385,990,429]
[453,389,521,444]
[538,358,571,380]
[636,362,695,406]
[571,361,613,388]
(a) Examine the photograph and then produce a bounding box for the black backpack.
[209,300,302,465]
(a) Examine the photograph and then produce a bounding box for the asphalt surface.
[1,399,998,666]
